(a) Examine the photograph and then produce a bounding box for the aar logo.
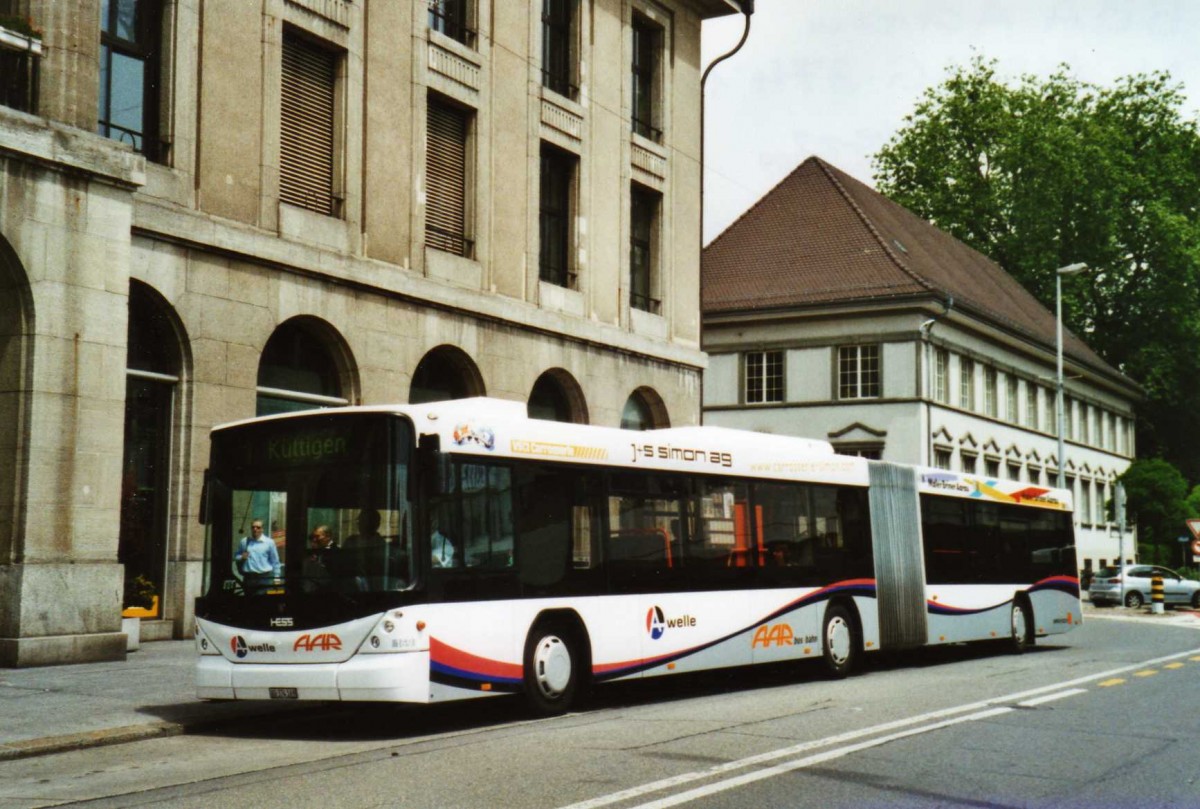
[293,633,342,652]
[646,606,666,640]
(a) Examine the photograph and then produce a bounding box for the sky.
[700,0,1200,243]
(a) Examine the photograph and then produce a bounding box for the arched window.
[621,387,669,430]
[410,345,485,404]
[256,319,350,416]
[528,369,588,423]
[120,283,185,618]
[0,241,31,565]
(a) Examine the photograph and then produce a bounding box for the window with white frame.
[934,448,952,470]
[959,357,975,410]
[1096,481,1107,525]
[1081,480,1092,524]
[934,348,949,403]
[1006,461,1022,482]
[985,458,1000,477]
[838,345,880,399]
[1006,374,1018,422]
[1025,381,1038,430]
[744,350,783,404]
[984,366,997,417]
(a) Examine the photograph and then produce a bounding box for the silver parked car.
[1089,565,1200,609]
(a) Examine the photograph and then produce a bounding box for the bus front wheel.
[821,604,859,678]
[523,623,579,716]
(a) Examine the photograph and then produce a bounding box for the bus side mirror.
[198,469,210,525]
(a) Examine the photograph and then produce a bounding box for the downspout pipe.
[920,296,953,466]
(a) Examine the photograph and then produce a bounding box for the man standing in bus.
[237,520,279,595]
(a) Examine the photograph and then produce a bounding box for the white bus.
[195,398,1081,714]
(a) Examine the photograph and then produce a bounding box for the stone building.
[0,0,741,666]
[702,157,1141,578]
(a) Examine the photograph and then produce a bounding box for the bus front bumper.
[197,650,432,703]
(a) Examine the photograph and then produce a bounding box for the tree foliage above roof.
[874,57,1200,482]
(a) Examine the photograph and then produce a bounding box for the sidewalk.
[0,639,303,761]
[2,602,1198,762]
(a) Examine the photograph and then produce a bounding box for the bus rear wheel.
[522,623,579,716]
[821,604,859,678]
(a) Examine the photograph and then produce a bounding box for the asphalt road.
[1,614,1197,809]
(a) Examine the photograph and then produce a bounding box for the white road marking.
[626,707,1015,809]
[1017,688,1087,707]
[557,646,1200,809]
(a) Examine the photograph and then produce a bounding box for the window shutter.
[426,99,469,255]
[280,33,337,216]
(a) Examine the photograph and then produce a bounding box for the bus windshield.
[203,413,414,608]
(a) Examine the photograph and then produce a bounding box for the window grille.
[98,0,163,160]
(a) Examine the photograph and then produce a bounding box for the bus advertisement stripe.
[430,637,523,683]
[593,580,880,681]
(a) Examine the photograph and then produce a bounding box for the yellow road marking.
[1097,678,1126,687]
[1133,670,1158,678]
[1164,662,1185,670]
[1191,656,1200,663]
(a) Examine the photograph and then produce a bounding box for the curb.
[0,721,188,762]
[0,704,315,763]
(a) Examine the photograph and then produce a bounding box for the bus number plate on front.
[269,687,298,700]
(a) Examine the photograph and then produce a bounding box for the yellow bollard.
[1151,575,1165,614]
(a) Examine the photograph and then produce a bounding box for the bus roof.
[212,398,1073,509]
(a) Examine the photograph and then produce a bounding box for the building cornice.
[132,197,707,371]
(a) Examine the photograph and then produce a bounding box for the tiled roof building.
[702,156,1140,576]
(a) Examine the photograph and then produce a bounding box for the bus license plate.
[269,687,299,700]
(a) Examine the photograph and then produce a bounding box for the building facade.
[0,0,740,666]
[702,158,1140,579]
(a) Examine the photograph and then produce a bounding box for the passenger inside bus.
[430,511,457,568]
[303,524,365,593]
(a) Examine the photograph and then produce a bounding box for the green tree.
[1118,458,1189,564]
[1186,484,1200,519]
[874,58,1200,482]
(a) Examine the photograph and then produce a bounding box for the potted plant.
[121,575,157,651]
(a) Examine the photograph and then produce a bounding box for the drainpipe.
[919,297,953,466]
[699,1,753,425]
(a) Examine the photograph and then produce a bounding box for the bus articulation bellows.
[195,398,1080,714]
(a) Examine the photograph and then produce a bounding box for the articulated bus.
[195,398,1080,714]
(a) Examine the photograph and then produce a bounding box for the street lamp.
[1055,262,1088,488]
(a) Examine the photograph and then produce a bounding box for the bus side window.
[515,465,572,590]
[606,472,689,592]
